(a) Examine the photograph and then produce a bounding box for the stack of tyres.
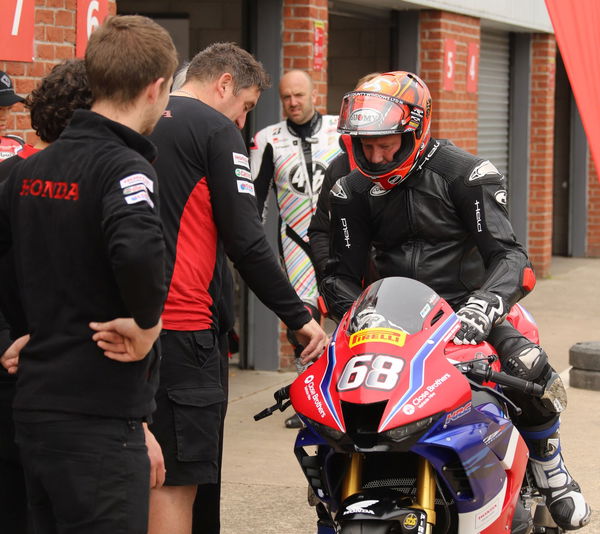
[569,341,600,390]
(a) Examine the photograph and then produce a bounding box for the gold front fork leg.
[416,456,437,532]
[341,453,364,502]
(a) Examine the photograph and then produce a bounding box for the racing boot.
[521,419,591,530]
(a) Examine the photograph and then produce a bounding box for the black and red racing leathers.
[320,138,536,321]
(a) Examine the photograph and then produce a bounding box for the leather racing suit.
[251,112,342,308]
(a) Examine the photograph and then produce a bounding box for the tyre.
[340,520,402,534]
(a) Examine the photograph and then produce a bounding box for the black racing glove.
[453,291,507,345]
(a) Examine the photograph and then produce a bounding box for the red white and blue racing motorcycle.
[256,277,564,534]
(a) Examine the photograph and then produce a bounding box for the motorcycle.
[255,277,565,534]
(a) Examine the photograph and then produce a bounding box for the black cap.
[0,71,25,107]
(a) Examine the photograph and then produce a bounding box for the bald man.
[250,70,341,428]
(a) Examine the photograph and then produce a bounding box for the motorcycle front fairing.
[289,278,530,532]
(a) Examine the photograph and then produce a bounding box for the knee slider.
[539,371,568,414]
[503,344,548,382]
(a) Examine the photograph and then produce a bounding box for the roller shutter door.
[478,30,511,181]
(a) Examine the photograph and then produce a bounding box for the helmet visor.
[338,91,424,136]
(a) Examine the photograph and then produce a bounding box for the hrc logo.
[349,328,407,348]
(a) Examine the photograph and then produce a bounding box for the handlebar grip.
[486,369,544,397]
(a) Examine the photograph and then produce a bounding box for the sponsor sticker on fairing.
[348,328,407,348]
[237,180,255,196]
[235,168,252,180]
[119,173,154,193]
[232,152,250,169]
[125,190,154,208]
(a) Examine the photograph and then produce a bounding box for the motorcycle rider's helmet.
[337,71,432,189]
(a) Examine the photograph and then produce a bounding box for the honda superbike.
[255,277,565,534]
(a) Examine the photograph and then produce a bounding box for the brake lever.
[253,385,292,421]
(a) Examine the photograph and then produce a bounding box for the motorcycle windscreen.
[347,277,441,335]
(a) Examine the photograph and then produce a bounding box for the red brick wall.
[1,0,117,145]
[587,159,600,256]
[527,34,556,277]
[283,0,328,113]
[419,10,480,153]
[280,0,329,370]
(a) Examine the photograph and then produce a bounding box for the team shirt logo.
[119,173,154,208]
[235,168,252,180]
[233,152,250,169]
[125,190,154,208]
[120,173,154,193]
[237,180,255,196]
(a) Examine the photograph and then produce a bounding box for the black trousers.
[192,332,230,534]
[0,384,27,534]
[15,416,150,534]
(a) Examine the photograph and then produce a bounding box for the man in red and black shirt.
[148,43,328,534]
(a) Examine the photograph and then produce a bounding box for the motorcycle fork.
[340,454,437,533]
[341,452,364,501]
[416,457,437,533]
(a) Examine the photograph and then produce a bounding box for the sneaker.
[530,453,592,530]
[284,413,304,429]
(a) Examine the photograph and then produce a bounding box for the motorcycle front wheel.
[340,520,403,534]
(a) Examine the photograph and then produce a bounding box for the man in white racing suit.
[250,70,341,429]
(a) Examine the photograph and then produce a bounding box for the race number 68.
[337,354,404,391]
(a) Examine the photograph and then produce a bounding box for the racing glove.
[453,291,507,345]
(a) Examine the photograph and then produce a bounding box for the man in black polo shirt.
[0,58,93,534]
[0,16,177,534]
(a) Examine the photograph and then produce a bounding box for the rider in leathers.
[250,70,342,372]
[316,71,590,531]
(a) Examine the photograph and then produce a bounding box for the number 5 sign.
[0,0,35,62]
[76,0,109,58]
[443,39,456,91]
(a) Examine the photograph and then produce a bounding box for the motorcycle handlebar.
[461,362,544,397]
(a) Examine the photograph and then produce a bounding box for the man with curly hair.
[0,58,93,534]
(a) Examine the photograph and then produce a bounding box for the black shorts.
[150,329,227,486]
[14,416,149,534]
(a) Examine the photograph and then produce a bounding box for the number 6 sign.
[76,0,108,58]
[0,0,35,62]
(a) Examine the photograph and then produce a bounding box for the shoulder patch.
[468,160,502,182]
[330,180,348,200]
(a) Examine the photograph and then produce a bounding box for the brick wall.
[587,160,600,255]
[1,0,117,145]
[528,34,556,277]
[283,0,328,113]
[419,10,479,154]
[279,0,329,370]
